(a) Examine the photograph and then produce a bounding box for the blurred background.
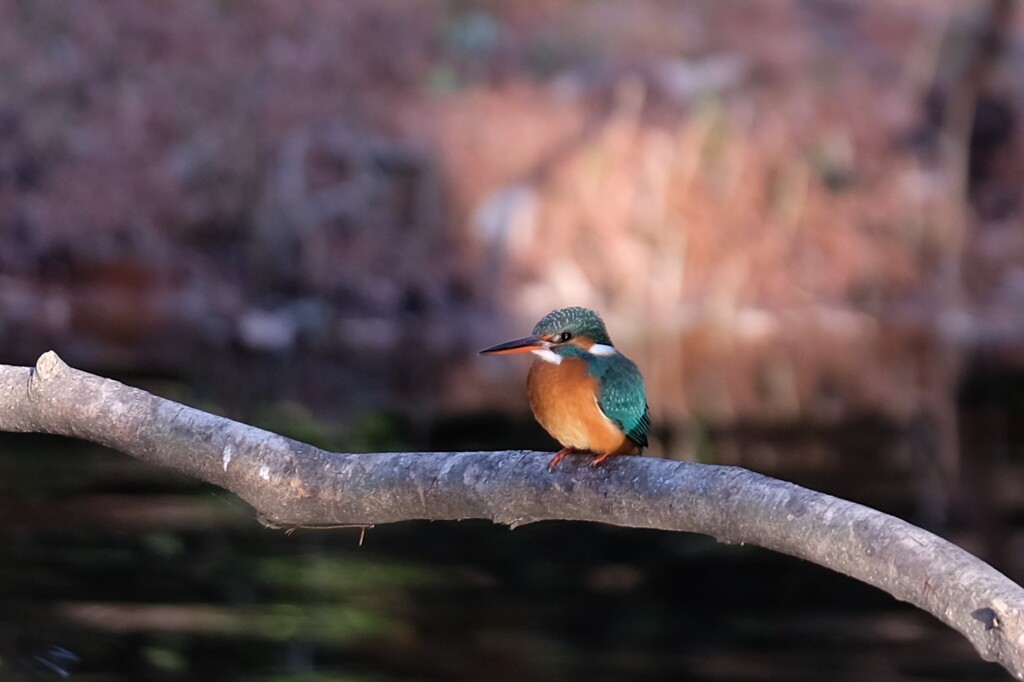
[2,1,1024,679]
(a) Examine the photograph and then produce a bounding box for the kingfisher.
[480,306,650,469]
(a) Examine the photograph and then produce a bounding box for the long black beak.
[479,336,546,355]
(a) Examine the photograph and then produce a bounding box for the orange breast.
[527,358,638,455]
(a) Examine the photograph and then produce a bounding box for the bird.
[479,306,650,469]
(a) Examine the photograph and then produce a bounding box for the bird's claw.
[549,448,618,469]
[548,447,577,470]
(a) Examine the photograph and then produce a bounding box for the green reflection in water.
[250,402,411,453]
[253,555,446,596]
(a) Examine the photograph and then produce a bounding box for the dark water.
[0,403,1017,680]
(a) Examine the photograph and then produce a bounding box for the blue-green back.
[555,345,650,448]
[592,353,650,448]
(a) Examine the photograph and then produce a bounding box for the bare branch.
[2,352,1023,677]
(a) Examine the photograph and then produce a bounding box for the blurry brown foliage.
[1,2,1023,479]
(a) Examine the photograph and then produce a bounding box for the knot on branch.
[35,351,68,383]
[28,351,69,400]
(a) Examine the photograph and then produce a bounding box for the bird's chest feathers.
[526,358,631,453]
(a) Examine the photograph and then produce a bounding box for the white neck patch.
[531,348,563,365]
[589,343,617,356]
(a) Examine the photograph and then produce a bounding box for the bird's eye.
[558,331,573,343]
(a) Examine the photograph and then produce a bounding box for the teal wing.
[592,354,650,449]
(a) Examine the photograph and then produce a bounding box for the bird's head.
[479,307,616,363]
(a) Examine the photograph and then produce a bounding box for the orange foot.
[590,451,618,467]
[548,447,582,470]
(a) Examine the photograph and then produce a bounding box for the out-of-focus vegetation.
[2,1,1021,440]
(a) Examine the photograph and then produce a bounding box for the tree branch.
[2,352,1023,677]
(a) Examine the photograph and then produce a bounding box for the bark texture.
[2,352,1023,677]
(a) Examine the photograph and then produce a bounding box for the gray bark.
[1,352,1023,678]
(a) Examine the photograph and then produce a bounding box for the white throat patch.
[531,348,563,365]
[589,344,617,356]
